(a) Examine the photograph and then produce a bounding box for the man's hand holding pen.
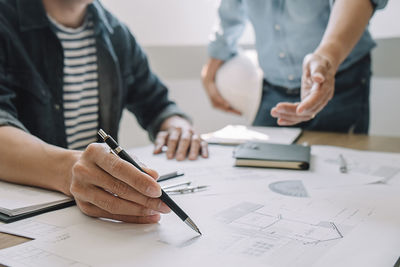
[70,143,171,224]
[67,116,207,225]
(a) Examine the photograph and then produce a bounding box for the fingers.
[208,83,229,110]
[82,144,161,198]
[74,184,162,217]
[77,166,164,211]
[276,118,303,126]
[77,201,161,224]
[200,140,209,158]
[271,102,315,125]
[182,133,209,160]
[309,58,328,84]
[207,82,242,115]
[297,82,324,114]
[153,131,168,154]
[273,80,333,125]
[71,158,169,214]
[187,134,201,160]
[293,52,336,119]
[175,130,193,161]
[142,166,159,181]
[166,127,182,159]
[297,80,334,115]
[226,107,242,115]
[303,53,329,83]
[272,103,313,120]
[71,145,171,222]
[156,127,209,161]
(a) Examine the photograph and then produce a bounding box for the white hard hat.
[215,50,263,123]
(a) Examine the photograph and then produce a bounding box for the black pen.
[98,129,201,235]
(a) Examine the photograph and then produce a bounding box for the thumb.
[309,58,327,84]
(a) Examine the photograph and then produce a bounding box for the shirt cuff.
[208,41,238,61]
[370,0,388,10]
[0,110,29,132]
[146,105,192,141]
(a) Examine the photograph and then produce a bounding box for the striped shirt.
[49,15,99,150]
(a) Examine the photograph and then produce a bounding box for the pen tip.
[185,218,202,235]
[193,227,202,235]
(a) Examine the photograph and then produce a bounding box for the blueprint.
[0,195,381,267]
[1,145,400,267]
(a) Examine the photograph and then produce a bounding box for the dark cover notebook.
[233,142,311,170]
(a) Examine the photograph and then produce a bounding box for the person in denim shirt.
[0,0,208,223]
[202,0,388,133]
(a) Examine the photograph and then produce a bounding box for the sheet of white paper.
[0,207,90,239]
[311,145,400,185]
[129,145,383,200]
[201,125,302,145]
[1,187,399,267]
[0,241,89,267]
[1,145,400,267]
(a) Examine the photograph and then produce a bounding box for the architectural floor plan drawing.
[218,202,343,245]
[211,200,373,266]
[0,197,382,267]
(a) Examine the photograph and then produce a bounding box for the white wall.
[101,0,254,46]
[370,78,400,136]
[100,0,400,148]
[102,0,399,44]
[118,79,247,147]
[370,0,400,39]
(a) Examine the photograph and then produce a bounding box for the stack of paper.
[0,180,74,223]
[201,125,302,145]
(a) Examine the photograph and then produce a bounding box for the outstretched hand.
[271,53,336,125]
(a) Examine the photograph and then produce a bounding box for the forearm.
[203,58,225,81]
[315,0,374,69]
[207,58,225,73]
[0,126,81,196]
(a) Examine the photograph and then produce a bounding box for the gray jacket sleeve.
[121,26,191,141]
[0,36,28,132]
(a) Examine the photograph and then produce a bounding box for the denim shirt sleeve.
[330,0,388,10]
[370,0,389,10]
[0,38,28,132]
[208,0,247,61]
[122,29,191,141]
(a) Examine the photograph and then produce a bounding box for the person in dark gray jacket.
[0,0,208,223]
